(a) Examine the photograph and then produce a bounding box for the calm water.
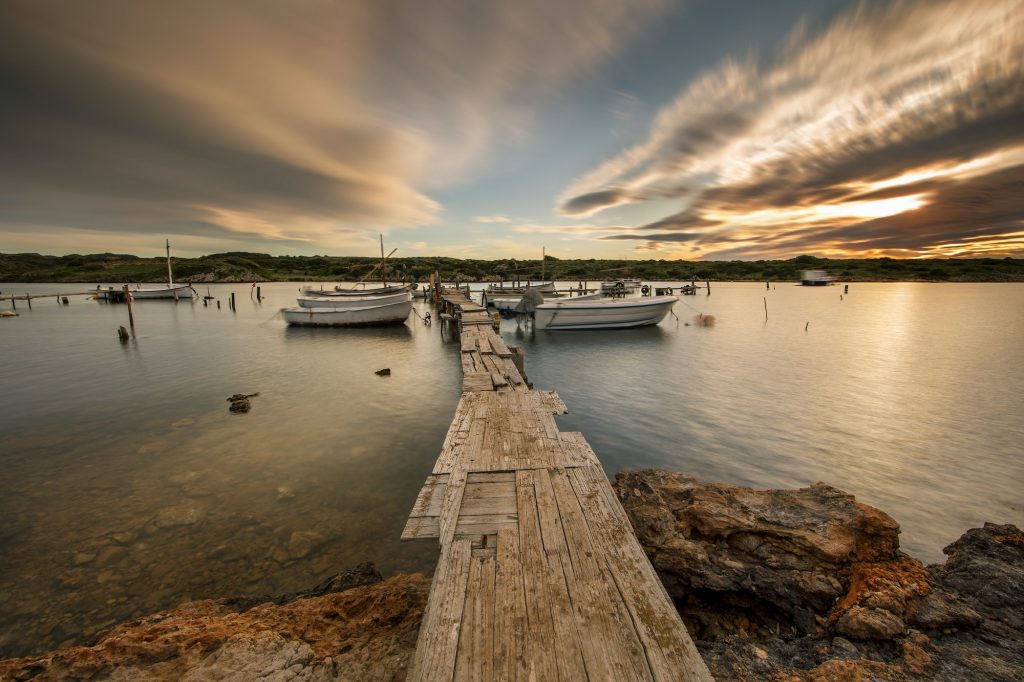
[0,281,1022,657]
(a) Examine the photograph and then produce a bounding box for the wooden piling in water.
[122,285,135,335]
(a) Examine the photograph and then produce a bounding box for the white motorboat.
[296,290,412,309]
[132,239,196,300]
[800,270,835,286]
[533,295,677,330]
[282,299,413,326]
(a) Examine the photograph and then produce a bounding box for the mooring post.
[26,294,32,310]
[764,297,768,322]
[217,300,221,309]
[122,285,135,335]
[11,295,16,311]
[117,326,129,342]
[230,292,236,311]
[256,286,262,301]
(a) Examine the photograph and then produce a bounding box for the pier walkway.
[402,289,712,681]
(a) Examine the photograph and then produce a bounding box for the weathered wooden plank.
[493,528,528,679]
[454,554,496,681]
[401,515,439,540]
[490,335,512,358]
[459,494,517,517]
[460,335,476,353]
[462,481,516,500]
[548,468,650,680]
[438,470,468,546]
[454,519,519,537]
[515,470,559,680]
[408,538,473,682]
[467,471,515,484]
[409,473,450,517]
[530,469,588,681]
[537,390,569,415]
[569,465,713,681]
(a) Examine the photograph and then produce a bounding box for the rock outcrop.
[0,564,428,681]
[615,470,1024,681]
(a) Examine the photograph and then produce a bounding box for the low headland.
[2,472,1020,681]
[2,252,1023,284]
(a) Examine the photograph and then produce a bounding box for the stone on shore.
[614,470,1023,681]
[0,565,428,681]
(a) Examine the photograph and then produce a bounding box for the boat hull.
[282,299,413,326]
[130,284,195,300]
[534,296,677,330]
[297,291,411,309]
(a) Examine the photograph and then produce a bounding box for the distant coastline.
[2,252,1022,283]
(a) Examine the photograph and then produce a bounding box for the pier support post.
[123,285,135,335]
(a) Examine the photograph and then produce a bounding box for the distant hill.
[1,252,1022,283]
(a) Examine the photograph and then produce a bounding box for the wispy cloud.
[560,0,1024,258]
[0,0,669,255]
[474,215,513,224]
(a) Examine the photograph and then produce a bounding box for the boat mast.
[541,246,545,282]
[380,233,386,286]
[166,239,173,287]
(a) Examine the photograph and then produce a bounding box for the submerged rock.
[226,392,259,414]
[615,470,1024,681]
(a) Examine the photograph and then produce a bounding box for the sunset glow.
[1,0,1022,259]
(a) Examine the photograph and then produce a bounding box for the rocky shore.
[615,471,1024,681]
[2,472,1021,681]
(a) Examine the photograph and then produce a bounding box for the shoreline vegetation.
[2,252,1023,284]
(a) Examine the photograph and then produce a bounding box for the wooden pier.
[403,289,712,681]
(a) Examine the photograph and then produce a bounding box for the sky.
[1,0,1022,260]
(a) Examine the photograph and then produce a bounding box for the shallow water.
[0,281,1022,657]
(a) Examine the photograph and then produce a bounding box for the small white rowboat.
[282,299,413,327]
[533,295,677,330]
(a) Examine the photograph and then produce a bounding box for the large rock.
[615,471,902,637]
[615,470,1024,681]
[0,567,429,681]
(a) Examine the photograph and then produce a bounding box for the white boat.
[300,283,410,297]
[297,290,411,309]
[533,295,677,330]
[485,281,556,295]
[282,299,413,327]
[800,270,835,286]
[132,239,195,300]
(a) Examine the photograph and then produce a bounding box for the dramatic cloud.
[0,0,668,254]
[561,0,1024,258]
